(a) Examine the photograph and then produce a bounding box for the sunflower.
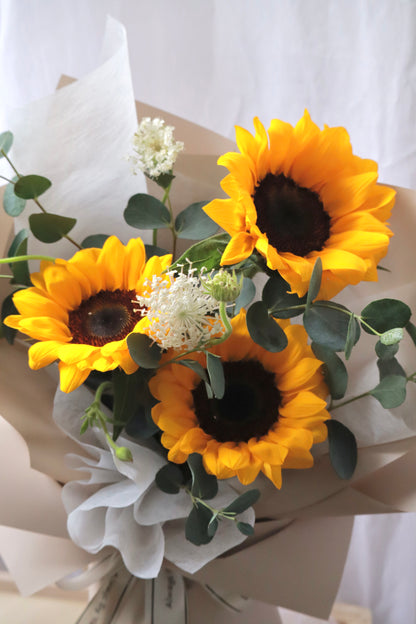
[203,111,395,299]
[149,311,329,489]
[5,236,172,393]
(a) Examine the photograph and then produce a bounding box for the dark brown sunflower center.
[192,360,281,443]
[68,289,145,347]
[253,172,331,256]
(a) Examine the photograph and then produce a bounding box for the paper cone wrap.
[1,16,416,621]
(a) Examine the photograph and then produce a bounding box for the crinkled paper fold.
[1,16,416,621]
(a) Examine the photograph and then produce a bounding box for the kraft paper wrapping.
[1,16,416,621]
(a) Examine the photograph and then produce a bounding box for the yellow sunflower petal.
[220,231,256,265]
[59,362,90,393]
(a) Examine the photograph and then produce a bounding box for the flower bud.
[203,270,243,303]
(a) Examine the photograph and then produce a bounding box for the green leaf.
[127,333,162,369]
[8,229,31,286]
[29,213,76,243]
[375,340,399,361]
[1,292,18,344]
[304,301,359,352]
[3,178,26,216]
[262,273,306,319]
[379,327,404,346]
[370,375,407,408]
[306,257,322,308]
[125,404,160,439]
[326,419,357,480]
[377,357,406,381]
[177,359,209,383]
[124,194,171,229]
[145,244,170,258]
[175,201,218,240]
[81,234,109,248]
[146,170,175,190]
[14,175,52,199]
[236,521,254,536]
[405,321,416,346]
[344,313,357,360]
[311,343,348,400]
[246,301,288,352]
[170,233,230,274]
[185,504,214,545]
[234,277,256,315]
[206,351,225,399]
[207,515,219,538]
[223,489,260,515]
[0,131,13,156]
[187,453,218,500]
[155,463,185,494]
[361,299,412,335]
[111,368,141,439]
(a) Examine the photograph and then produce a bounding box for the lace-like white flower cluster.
[137,269,225,351]
[129,117,184,178]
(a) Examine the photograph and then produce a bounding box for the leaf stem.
[0,254,56,264]
[331,371,416,411]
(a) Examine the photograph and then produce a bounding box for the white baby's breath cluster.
[129,117,184,178]
[137,268,225,351]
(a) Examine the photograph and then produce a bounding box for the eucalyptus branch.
[1,149,82,251]
[330,371,416,411]
[81,381,133,462]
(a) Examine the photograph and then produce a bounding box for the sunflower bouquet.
[1,19,416,624]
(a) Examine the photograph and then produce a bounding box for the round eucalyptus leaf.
[14,175,52,199]
[0,131,13,156]
[126,333,162,369]
[246,301,288,352]
[262,272,306,318]
[361,299,411,335]
[124,193,171,229]
[311,343,348,400]
[81,234,110,249]
[29,213,76,243]
[175,201,218,240]
[304,301,359,352]
[326,419,357,480]
[185,504,214,546]
[223,489,260,515]
[3,178,26,216]
[370,374,407,408]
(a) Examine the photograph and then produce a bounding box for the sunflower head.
[203,111,396,299]
[4,236,172,393]
[149,310,330,489]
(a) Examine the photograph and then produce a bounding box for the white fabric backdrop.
[1,1,416,622]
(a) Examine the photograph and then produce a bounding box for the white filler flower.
[129,117,184,178]
[137,270,225,351]
[53,385,254,579]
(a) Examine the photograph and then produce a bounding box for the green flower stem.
[0,274,12,278]
[82,381,133,462]
[331,371,416,411]
[207,302,232,346]
[0,254,56,264]
[160,182,178,260]
[1,149,82,251]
